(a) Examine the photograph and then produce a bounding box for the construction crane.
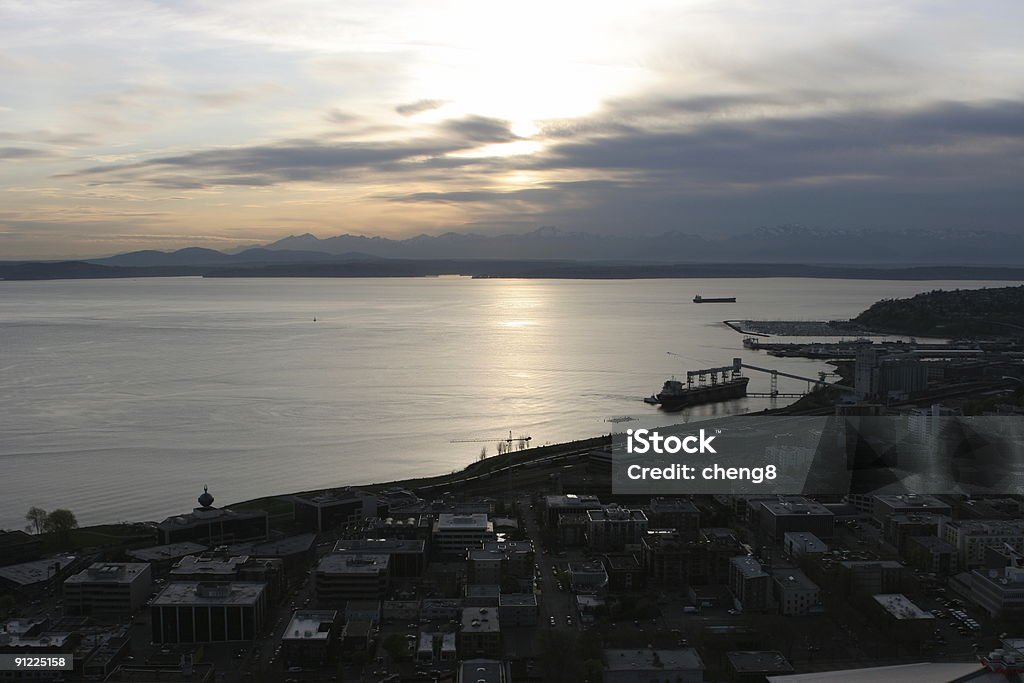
[450,430,533,451]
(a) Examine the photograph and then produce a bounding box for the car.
[727,609,741,615]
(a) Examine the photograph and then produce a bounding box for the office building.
[63,563,152,618]
[150,582,267,643]
[314,553,390,606]
[433,514,495,556]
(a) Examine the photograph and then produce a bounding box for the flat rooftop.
[873,594,935,621]
[761,499,832,517]
[874,494,948,509]
[498,593,537,607]
[604,648,704,672]
[727,650,794,674]
[65,562,150,585]
[171,555,247,576]
[436,514,492,532]
[783,532,828,552]
[127,543,208,562]
[545,494,600,508]
[334,539,425,553]
[0,555,77,586]
[462,607,500,633]
[151,582,265,607]
[731,555,768,579]
[771,569,818,592]
[459,659,504,683]
[316,553,389,574]
[587,507,647,522]
[649,498,699,513]
[282,610,336,642]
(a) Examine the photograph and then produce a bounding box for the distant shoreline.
[5,259,1024,282]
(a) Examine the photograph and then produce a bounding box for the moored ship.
[646,361,750,410]
[693,295,737,303]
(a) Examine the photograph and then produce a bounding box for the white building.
[433,514,495,556]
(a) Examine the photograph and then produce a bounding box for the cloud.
[395,99,447,116]
[0,146,51,160]
[63,115,520,188]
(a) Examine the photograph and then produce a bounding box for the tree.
[24,506,47,535]
[43,509,78,537]
[479,446,488,461]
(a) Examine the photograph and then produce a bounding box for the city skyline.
[2,1,1023,258]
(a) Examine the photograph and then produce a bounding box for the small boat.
[693,295,737,303]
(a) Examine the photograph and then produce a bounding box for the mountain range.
[248,226,1024,265]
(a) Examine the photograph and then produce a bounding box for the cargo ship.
[693,295,736,303]
[645,375,750,410]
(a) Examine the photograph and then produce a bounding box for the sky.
[1,0,1022,258]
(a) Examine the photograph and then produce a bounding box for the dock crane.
[450,430,533,452]
[665,352,858,398]
[733,357,857,397]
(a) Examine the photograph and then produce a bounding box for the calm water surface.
[1,276,1017,528]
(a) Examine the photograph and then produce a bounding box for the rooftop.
[0,555,77,586]
[158,505,266,529]
[65,563,149,585]
[875,494,949,510]
[783,532,828,552]
[731,555,768,579]
[771,568,819,592]
[545,494,601,508]
[498,593,537,607]
[461,607,500,633]
[171,555,247,576]
[649,498,699,513]
[334,538,425,553]
[459,659,504,683]
[436,513,492,532]
[946,519,1024,535]
[872,594,935,621]
[316,553,390,575]
[281,610,336,642]
[587,506,647,523]
[126,543,208,562]
[761,498,832,517]
[151,582,266,607]
[727,650,794,674]
[604,648,704,672]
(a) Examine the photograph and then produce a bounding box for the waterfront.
[0,276,1018,528]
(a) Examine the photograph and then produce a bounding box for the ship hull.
[655,377,749,410]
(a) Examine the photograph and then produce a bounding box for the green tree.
[24,506,47,535]
[43,509,78,537]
